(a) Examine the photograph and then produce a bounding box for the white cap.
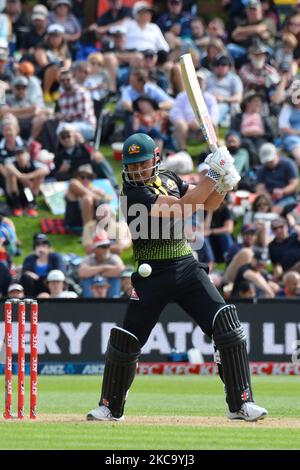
[8,283,24,293]
[133,1,153,18]
[32,4,48,20]
[47,270,65,282]
[259,143,277,164]
[47,23,65,35]
[56,122,75,136]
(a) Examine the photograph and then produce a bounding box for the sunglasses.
[90,61,102,66]
[60,133,71,139]
[15,85,27,89]
[79,174,93,180]
[272,225,284,231]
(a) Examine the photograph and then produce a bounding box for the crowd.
[1,0,300,299]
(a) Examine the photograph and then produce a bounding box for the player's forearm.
[204,190,225,210]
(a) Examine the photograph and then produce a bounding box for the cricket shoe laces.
[86,405,124,422]
[227,402,268,422]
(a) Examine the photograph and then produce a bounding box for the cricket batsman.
[87,133,268,422]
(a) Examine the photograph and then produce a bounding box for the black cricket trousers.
[123,254,226,347]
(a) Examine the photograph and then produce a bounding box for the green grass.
[0,375,299,450]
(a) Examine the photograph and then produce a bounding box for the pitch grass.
[0,375,299,450]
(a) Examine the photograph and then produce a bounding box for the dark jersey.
[121,170,192,261]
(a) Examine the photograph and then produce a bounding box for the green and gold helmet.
[122,133,160,184]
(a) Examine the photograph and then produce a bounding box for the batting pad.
[100,327,141,418]
[213,305,254,412]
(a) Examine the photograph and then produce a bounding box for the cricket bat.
[180,53,218,153]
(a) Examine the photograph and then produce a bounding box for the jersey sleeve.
[168,171,189,197]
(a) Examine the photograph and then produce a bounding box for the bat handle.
[209,143,219,154]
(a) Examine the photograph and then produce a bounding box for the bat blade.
[180,53,218,152]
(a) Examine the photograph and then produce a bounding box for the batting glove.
[205,146,234,180]
[214,167,241,195]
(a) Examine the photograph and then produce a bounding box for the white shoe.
[227,402,268,422]
[86,405,124,422]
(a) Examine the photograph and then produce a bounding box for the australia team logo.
[128,144,141,155]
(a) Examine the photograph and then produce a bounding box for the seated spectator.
[7,282,24,299]
[0,214,19,258]
[2,76,52,140]
[224,130,250,176]
[200,38,227,71]
[90,275,110,299]
[56,68,96,142]
[4,0,31,53]
[273,32,298,77]
[16,61,45,108]
[230,90,274,166]
[276,270,300,298]
[231,247,277,298]
[156,0,195,53]
[83,203,132,255]
[256,143,299,214]
[5,147,49,217]
[119,266,134,299]
[20,233,66,297]
[233,280,257,300]
[239,40,280,97]
[229,0,276,64]
[169,69,218,150]
[123,2,170,55]
[48,0,82,56]
[88,0,132,39]
[85,53,111,101]
[120,68,174,114]
[205,199,234,263]
[243,193,278,235]
[283,13,300,66]
[279,97,300,167]
[34,23,72,103]
[206,55,243,127]
[189,17,208,56]
[0,115,24,192]
[141,49,181,96]
[78,230,124,298]
[71,60,90,87]
[38,269,78,298]
[0,49,13,88]
[54,122,118,189]
[21,4,49,55]
[64,164,110,233]
[269,216,300,280]
[132,96,164,152]
[207,17,227,43]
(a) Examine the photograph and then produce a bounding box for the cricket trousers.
[123,254,226,347]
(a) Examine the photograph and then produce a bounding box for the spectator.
[57,68,96,142]
[224,130,250,177]
[64,164,110,233]
[256,143,299,214]
[54,123,118,189]
[34,23,71,103]
[0,215,19,258]
[238,40,280,97]
[21,4,49,55]
[276,270,300,297]
[90,275,110,299]
[5,146,48,216]
[206,55,243,127]
[0,116,24,189]
[169,69,218,150]
[231,247,277,298]
[82,203,132,255]
[123,2,170,55]
[119,266,134,299]
[156,0,195,53]
[279,96,300,167]
[7,282,24,299]
[230,90,274,166]
[48,0,82,54]
[0,49,13,87]
[88,0,132,38]
[207,17,227,43]
[5,147,49,217]
[190,17,208,56]
[3,76,52,140]
[38,269,78,298]
[71,60,90,87]
[20,233,66,297]
[4,0,31,53]
[78,230,124,298]
[85,53,111,100]
[16,61,45,108]
[269,217,300,279]
[132,96,164,152]
[261,0,280,30]
[120,68,174,117]
[205,199,234,263]
[229,0,276,64]
[200,38,227,71]
[283,13,300,66]
[273,32,298,77]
